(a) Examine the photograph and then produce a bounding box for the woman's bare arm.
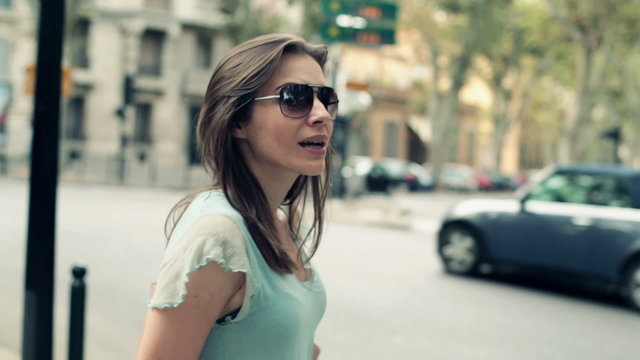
[137,261,245,360]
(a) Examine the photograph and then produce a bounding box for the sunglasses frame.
[254,83,339,119]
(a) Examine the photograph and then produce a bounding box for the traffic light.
[123,75,135,105]
[602,126,621,142]
[25,65,73,98]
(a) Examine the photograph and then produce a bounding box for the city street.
[1,177,640,359]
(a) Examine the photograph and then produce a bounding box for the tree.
[294,0,324,41]
[402,0,513,184]
[474,1,524,171]
[221,0,286,44]
[544,0,636,163]
[475,0,568,171]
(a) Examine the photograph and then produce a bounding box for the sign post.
[22,0,66,359]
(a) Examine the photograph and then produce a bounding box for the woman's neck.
[255,171,298,216]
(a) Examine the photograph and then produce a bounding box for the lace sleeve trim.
[148,215,256,323]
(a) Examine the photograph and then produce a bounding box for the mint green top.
[149,190,326,360]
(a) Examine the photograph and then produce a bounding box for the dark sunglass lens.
[318,87,338,105]
[318,87,338,118]
[281,84,314,117]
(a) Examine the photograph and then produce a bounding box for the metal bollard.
[68,265,87,360]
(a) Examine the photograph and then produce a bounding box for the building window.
[144,0,171,10]
[0,83,9,140]
[138,30,165,76]
[0,38,8,81]
[133,103,152,144]
[196,32,213,69]
[70,19,90,69]
[0,0,11,9]
[66,97,86,140]
[188,105,200,165]
[384,122,399,158]
[0,39,10,142]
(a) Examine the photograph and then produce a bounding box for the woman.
[136,33,338,360]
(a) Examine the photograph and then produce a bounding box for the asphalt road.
[1,178,639,359]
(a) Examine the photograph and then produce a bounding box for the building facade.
[335,43,416,163]
[1,0,240,186]
[2,0,424,188]
[0,0,34,175]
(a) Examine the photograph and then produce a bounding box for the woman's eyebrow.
[275,82,295,91]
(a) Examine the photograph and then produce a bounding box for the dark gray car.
[437,164,640,311]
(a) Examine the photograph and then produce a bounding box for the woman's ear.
[232,123,247,139]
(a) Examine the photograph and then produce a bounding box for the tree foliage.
[403,0,640,169]
[401,0,517,182]
[222,0,286,44]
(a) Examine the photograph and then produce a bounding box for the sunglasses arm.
[254,95,280,101]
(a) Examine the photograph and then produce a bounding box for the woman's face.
[233,53,334,181]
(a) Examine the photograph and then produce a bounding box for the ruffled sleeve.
[148,214,255,322]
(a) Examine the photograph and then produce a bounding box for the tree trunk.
[491,86,511,171]
[430,48,473,187]
[558,41,593,163]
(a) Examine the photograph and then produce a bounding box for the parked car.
[486,170,516,191]
[474,170,493,191]
[437,164,640,311]
[341,156,432,195]
[438,163,478,192]
[341,156,375,197]
[365,158,411,193]
[406,162,435,192]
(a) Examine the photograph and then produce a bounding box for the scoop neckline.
[288,265,317,289]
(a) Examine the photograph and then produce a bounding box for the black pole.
[68,266,87,360]
[613,138,621,165]
[116,106,127,184]
[602,126,622,165]
[22,0,65,359]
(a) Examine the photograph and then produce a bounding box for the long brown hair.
[166,33,332,273]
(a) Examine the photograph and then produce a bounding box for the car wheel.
[623,260,640,312]
[439,225,481,275]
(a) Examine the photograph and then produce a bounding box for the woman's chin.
[300,165,325,177]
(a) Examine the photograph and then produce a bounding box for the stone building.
[2,0,433,188]
[0,0,34,175]
[1,0,241,187]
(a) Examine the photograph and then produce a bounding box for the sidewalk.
[0,345,19,360]
[2,172,413,230]
[328,195,412,230]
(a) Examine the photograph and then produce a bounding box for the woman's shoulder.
[168,212,246,253]
[150,212,253,310]
[191,189,241,217]
[166,189,246,251]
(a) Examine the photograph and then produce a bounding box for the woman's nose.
[307,95,332,125]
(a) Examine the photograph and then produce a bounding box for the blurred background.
[0,0,638,186]
[1,0,640,359]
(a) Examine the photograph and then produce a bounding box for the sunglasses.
[254,84,339,119]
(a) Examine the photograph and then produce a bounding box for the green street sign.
[320,0,398,45]
[322,0,398,23]
[320,20,396,45]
